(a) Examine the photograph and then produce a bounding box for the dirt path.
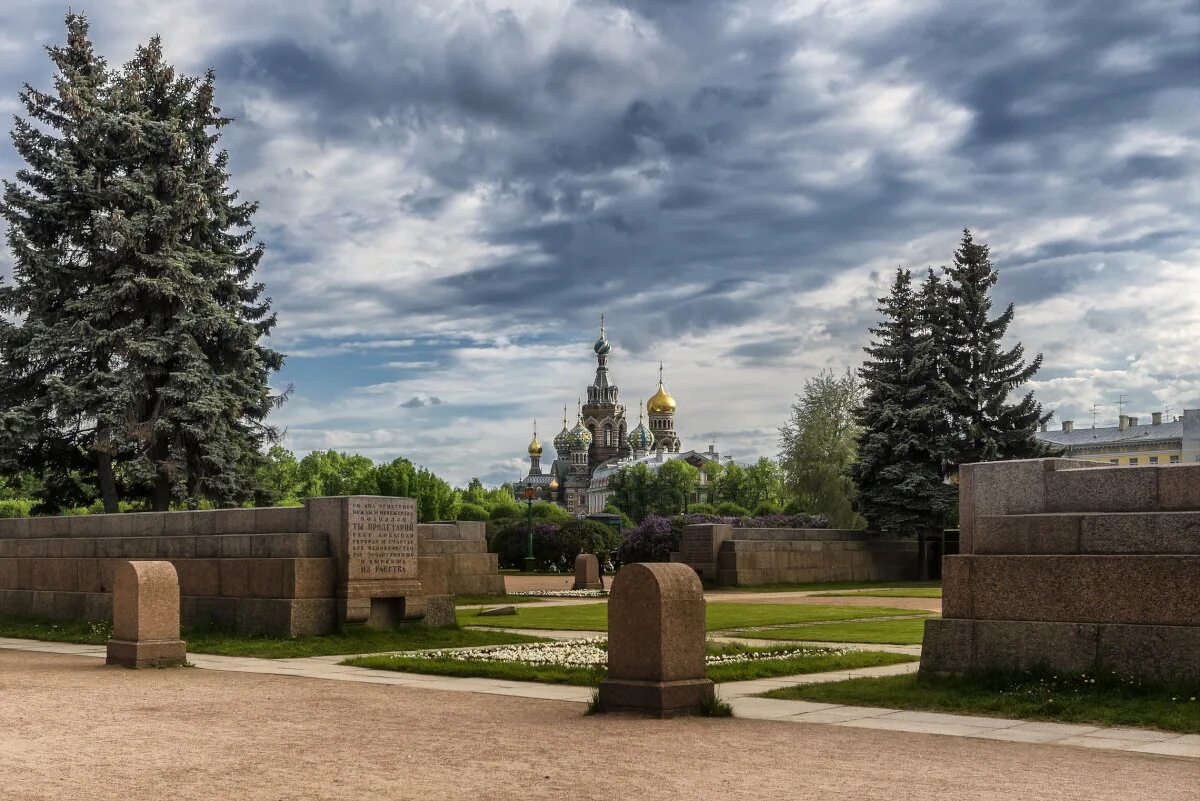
[0,650,1190,801]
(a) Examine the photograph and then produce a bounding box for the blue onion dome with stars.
[628,403,654,451]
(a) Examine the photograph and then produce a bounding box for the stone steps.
[976,512,1200,554]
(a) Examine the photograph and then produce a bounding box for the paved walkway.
[2,636,1194,759]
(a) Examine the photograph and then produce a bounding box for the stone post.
[573,553,601,590]
[598,562,715,717]
[105,561,187,668]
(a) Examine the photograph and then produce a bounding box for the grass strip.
[762,671,1200,733]
[810,588,942,599]
[459,602,930,632]
[0,614,545,659]
[739,618,932,645]
[710,581,941,594]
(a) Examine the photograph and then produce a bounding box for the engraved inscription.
[681,531,714,565]
[347,497,417,581]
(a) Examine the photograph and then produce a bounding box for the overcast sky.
[2,1,1197,486]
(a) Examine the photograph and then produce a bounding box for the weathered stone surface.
[918,619,973,676]
[1044,466,1158,514]
[573,553,602,590]
[1156,464,1200,510]
[1080,512,1200,554]
[477,605,517,616]
[598,562,714,717]
[106,560,186,668]
[1097,624,1200,682]
[967,555,1200,626]
[974,514,1081,554]
[939,556,972,619]
[972,620,1099,673]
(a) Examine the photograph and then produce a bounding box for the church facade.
[517,319,692,516]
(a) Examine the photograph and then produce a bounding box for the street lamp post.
[523,485,537,572]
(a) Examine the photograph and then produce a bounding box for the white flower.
[512,590,609,598]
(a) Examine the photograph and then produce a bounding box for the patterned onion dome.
[628,406,655,451]
[594,314,611,355]
[568,419,593,450]
[553,408,572,454]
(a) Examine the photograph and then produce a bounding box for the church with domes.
[516,318,707,516]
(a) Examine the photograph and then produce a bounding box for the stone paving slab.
[1,637,1195,759]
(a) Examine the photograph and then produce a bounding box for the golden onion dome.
[527,422,543,456]
[647,382,676,415]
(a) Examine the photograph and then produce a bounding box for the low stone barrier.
[106,561,187,668]
[922,459,1200,683]
[0,497,503,636]
[598,562,714,717]
[671,524,918,585]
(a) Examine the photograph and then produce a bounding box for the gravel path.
[1,650,1191,801]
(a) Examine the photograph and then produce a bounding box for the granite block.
[218,560,250,598]
[918,618,974,676]
[940,556,972,619]
[1080,512,1200,554]
[214,508,257,535]
[1157,464,1200,510]
[973,620,1099,673]
[1044,466,1158,514]
[1097,623,1200,682]
[975,514,1081,554]
[218,535,253,558]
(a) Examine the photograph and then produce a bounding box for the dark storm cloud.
[1,0,1196,482]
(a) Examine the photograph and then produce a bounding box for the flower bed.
[512,589,608,598]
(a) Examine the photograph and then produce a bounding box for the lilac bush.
[616,515,678,563]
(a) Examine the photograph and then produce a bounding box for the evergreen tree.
[850,268,951,536]
[940,230,1048,466]
[915,268,956,483]
[1,19,285,511]
[0,14,123,512]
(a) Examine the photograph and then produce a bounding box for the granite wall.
[671,524,919,586]
[922,459,1200,683]
[0,499,503,636]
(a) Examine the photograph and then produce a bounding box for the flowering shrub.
[615,515,678,563]
[489,519,620,570]
[675,512,830,529]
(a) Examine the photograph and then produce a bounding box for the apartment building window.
[1170,455,1180,464]
[1149,456,1159,465]
[1109,459,1119,464]
[1128,457,1139,466]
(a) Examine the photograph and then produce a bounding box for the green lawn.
[739,618,931,645]
[454,594,551,606]
[811,588,942,599]
[0,614,544,659]
[344,643,917,686]
[762,671,1200,734]
[459,602,929,632]
[711,581,941,594]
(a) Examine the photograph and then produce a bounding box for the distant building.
[587,443,722,515]
[1035,409,1200,466]
[516,318,698,516]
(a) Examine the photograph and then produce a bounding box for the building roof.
[1036,419,1184,448]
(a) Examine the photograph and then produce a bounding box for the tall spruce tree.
[940,230,1048,467]
[0,17,284,511]
[0,14,122,512]
[850,269,952,536]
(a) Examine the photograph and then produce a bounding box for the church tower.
[647,363,681,453]
[582,315,629,471]
[526,421,543,475]
[564,401,593,515]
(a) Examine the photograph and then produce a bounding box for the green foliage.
[715,501,750,518]
[606,462,654,521]
[607,459,702,522]
[940,231,1050,466]
[686,501,715,515]
[0,499,34,518]
[0,15,284,512]
[778,368,866,529]
[751,500,782,517]
[851,268,954,537]
[456,502,490,522]
[601,503,634,531]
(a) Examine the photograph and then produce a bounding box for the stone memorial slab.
[573,553,602,590]
[346,496,418,581]
[597,562,714,717]
[106,560,187,668]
